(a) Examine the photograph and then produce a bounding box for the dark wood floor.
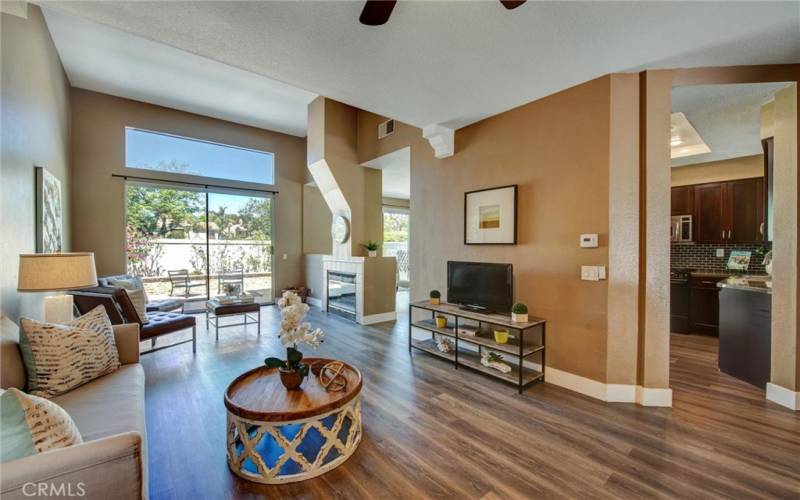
[142,293,800,499]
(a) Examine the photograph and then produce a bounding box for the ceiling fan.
[359,1,526,26]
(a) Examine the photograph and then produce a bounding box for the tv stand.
[409,301,546,394]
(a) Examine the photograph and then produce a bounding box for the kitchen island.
[717,276,771,388]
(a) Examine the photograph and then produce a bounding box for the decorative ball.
[319,361,348,392]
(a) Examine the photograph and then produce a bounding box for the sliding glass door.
[208,192,274,305]
[383,207,410,287]
[125,183,275,309]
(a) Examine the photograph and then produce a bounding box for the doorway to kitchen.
[667,80,795,407]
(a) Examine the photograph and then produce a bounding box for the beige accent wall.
[771,83,799,391]
[1,5,72,322]
[638,70,673,389]
[302,184,332,255]
[358,76,613,383]
[761,100,776,139]
[671,155,764,186]
[69,89,307,293]
[307,97,383,258]
[607,74,640,385]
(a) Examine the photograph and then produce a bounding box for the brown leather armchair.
[69,286,196,354]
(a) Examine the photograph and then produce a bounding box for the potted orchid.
[264,291,325,390]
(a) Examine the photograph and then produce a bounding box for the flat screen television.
[447,261,513,313]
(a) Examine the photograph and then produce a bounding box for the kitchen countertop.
[690,271,732,279]
[717,276,772,294]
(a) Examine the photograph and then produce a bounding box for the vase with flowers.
[264,291,325,390]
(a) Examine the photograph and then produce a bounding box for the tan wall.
[607,74,640,385]
[671,155,764,186]
[69,89,307,293]
[1,5,72,322]
[761,100,776,139]
[307,98,383,258]
[302,184,332,255]
[358,77,613,383]
[771,83,799,391]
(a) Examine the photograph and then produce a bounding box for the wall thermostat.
[580,234,599,248]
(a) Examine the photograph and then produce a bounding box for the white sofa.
[0,317,147,499]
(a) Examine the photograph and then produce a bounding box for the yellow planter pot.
[494,330,509,344]
[435,316,447,328]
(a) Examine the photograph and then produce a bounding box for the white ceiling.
[40,1,800,133]
[363,147,411,200]
[42,7,316,137]
[671,82,791,167]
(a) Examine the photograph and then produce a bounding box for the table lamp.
[17,253,98,324]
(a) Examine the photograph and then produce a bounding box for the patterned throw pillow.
[108,279,149,323]
[0,388,83,461]
[19,306,121,398]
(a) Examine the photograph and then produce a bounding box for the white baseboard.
[545,367,671,406]
[307,297,322,309]
[545,367,610,401]
[607,384,637,403]
[635,386,672,407]
[361,311,397,325]
[766,383,800,411]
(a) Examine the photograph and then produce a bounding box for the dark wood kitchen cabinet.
[727,178,764,243]
[693,183,725,243]
[690,275,726,336]
[671,186,694,216]
[681,178,764,244]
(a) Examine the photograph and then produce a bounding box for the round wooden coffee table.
[224,358,363,484]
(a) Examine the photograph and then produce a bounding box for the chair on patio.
[168,269,206,297]
[396,249,410,289]
[218,268,245,295]
[98,274,184,312]
[69,286,196,354]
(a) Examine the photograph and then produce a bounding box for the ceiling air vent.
[378,119,395,139]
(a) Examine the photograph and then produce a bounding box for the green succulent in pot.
[511,303,529,323]
[429,289,441,305]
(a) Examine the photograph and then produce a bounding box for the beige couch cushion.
[52,364,146,442]
[1,317,25,390]
[51,363,148,493]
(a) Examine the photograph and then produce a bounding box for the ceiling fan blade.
[360,0,397,26]
[499,0,526,9]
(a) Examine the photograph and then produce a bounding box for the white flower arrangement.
[277,291,324,349]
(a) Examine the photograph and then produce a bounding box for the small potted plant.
[222,283,238,297]
[511,303,528,323]
[264,291,325,390]
[362,240,379,257]
[435,314,447,329]
[429,290,441,305]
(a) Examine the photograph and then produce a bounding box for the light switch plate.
[581,265,599,281]
[716,248,724,258]
[580,233,599,248]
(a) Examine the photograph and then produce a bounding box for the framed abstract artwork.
[35,166,63,253]
[464,184,517,245]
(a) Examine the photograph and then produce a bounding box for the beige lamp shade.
[17,252,98,292]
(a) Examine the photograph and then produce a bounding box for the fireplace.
[327,271,357,321]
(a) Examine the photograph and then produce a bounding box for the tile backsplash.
[671,242,771,275]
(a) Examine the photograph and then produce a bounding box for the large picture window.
[125,127,275,185]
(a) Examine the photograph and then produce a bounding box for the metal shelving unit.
[409,301,547,394]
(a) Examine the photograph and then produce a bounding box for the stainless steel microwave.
[671,215,692,242]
